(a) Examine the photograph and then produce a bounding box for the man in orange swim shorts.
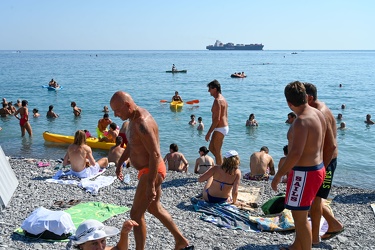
[110,91,192,250]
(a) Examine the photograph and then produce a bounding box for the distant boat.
[166,70,187,73]
[231,73,247,78]
[206,40,264,51]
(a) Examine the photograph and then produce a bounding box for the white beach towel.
[45,169,114,194]
[79,176,117,195]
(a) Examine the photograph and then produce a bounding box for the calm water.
[0,50,374,190]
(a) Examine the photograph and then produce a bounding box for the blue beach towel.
[191,197,257,232]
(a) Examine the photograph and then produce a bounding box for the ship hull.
[206,45,264,50]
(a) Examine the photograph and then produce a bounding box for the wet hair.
[73,130,86,145]
[284,81,307,107]
[249,113,255,120]
[33,108,38,113]
[199,146,209,155]
[21,100,28,106]
[283,145,288,155]
[221,154,240,175]
[288,112,296,118]
[71,101,76,107]
[304,82,318,100]
[198,117,202,122]
[115,136,123,145]
[207,79,222,94]
[169,143,178,152]
[190,114,195,118]
[109,122,117,130]
[260,146,269,153]
[103,113,109,118]
[49,105,54,111]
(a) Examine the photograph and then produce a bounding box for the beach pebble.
[0,158,374,249]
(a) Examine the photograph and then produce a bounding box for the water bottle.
[123,174,130,185]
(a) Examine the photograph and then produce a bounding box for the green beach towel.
[14,202,129,241]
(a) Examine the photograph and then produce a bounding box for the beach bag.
[21,207,75,240]
[261,193,285,215]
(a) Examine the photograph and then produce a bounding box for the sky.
[1,0,374,50]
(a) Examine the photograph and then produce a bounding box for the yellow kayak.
[43,131,125,150]
[170,101,183,109]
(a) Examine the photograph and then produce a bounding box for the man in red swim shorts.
[271,81,336,250]
[110,91,192,250]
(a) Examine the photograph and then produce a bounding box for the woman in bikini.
[194,146,215,174]
[198,150,241,204]
[14,100,32,137]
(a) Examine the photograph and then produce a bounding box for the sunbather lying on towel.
[67,219,138,250]
[63,130,108,178]
[198,150,241,204]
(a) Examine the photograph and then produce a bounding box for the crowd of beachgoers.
[0,158,374,249]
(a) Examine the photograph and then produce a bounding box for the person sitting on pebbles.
[99,122,119,142]
[63,130,108,178]
[66,219,138,250]
[198,150,241,204]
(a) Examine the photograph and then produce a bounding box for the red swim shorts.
[138,161,167,180]
[285,162,325,210]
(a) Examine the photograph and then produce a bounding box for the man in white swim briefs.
[205,80,229,165]
[63,130,108,178]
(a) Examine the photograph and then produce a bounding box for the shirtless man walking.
[63,130,108,178]
[110,91,191,250]
[245,146,275,181]
[205,80,228,165]
[304,83,343,245]
[272,81,335,250]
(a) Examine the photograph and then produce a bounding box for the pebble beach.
[1,158,374,250]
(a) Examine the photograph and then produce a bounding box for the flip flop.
[321,227,345,240]
[67,199,81,206]
[180,245,194,250]
[37,161,50,167]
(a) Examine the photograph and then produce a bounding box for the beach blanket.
[14,202,129,241]
[234,185,262,211]
[191,197,257,232]
[249,209,295,231]
[45,169,115,195]
[249,209,329,233]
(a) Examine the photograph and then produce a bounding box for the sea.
[0,50,374,190]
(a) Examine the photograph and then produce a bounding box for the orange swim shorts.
[137,161,167,180]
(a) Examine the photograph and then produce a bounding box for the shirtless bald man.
[244,146,275,181]
[205,80,228,165]
[110,91,191,250]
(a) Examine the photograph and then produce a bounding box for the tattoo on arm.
[139,123,147,134]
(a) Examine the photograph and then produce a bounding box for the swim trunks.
[119,132,128,147]
[96,127,108,139]
[285,162,325,210]
[137,161,166,180]
[205,189,228,204]
[316,158,337,199]
[243,172,269,181]
[213,126,229,136]
[70,162,102,178]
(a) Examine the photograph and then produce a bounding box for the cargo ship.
[206,40,264,50]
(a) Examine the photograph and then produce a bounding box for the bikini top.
[213,175,237,191]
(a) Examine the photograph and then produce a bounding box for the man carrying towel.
[110,91,192,250]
